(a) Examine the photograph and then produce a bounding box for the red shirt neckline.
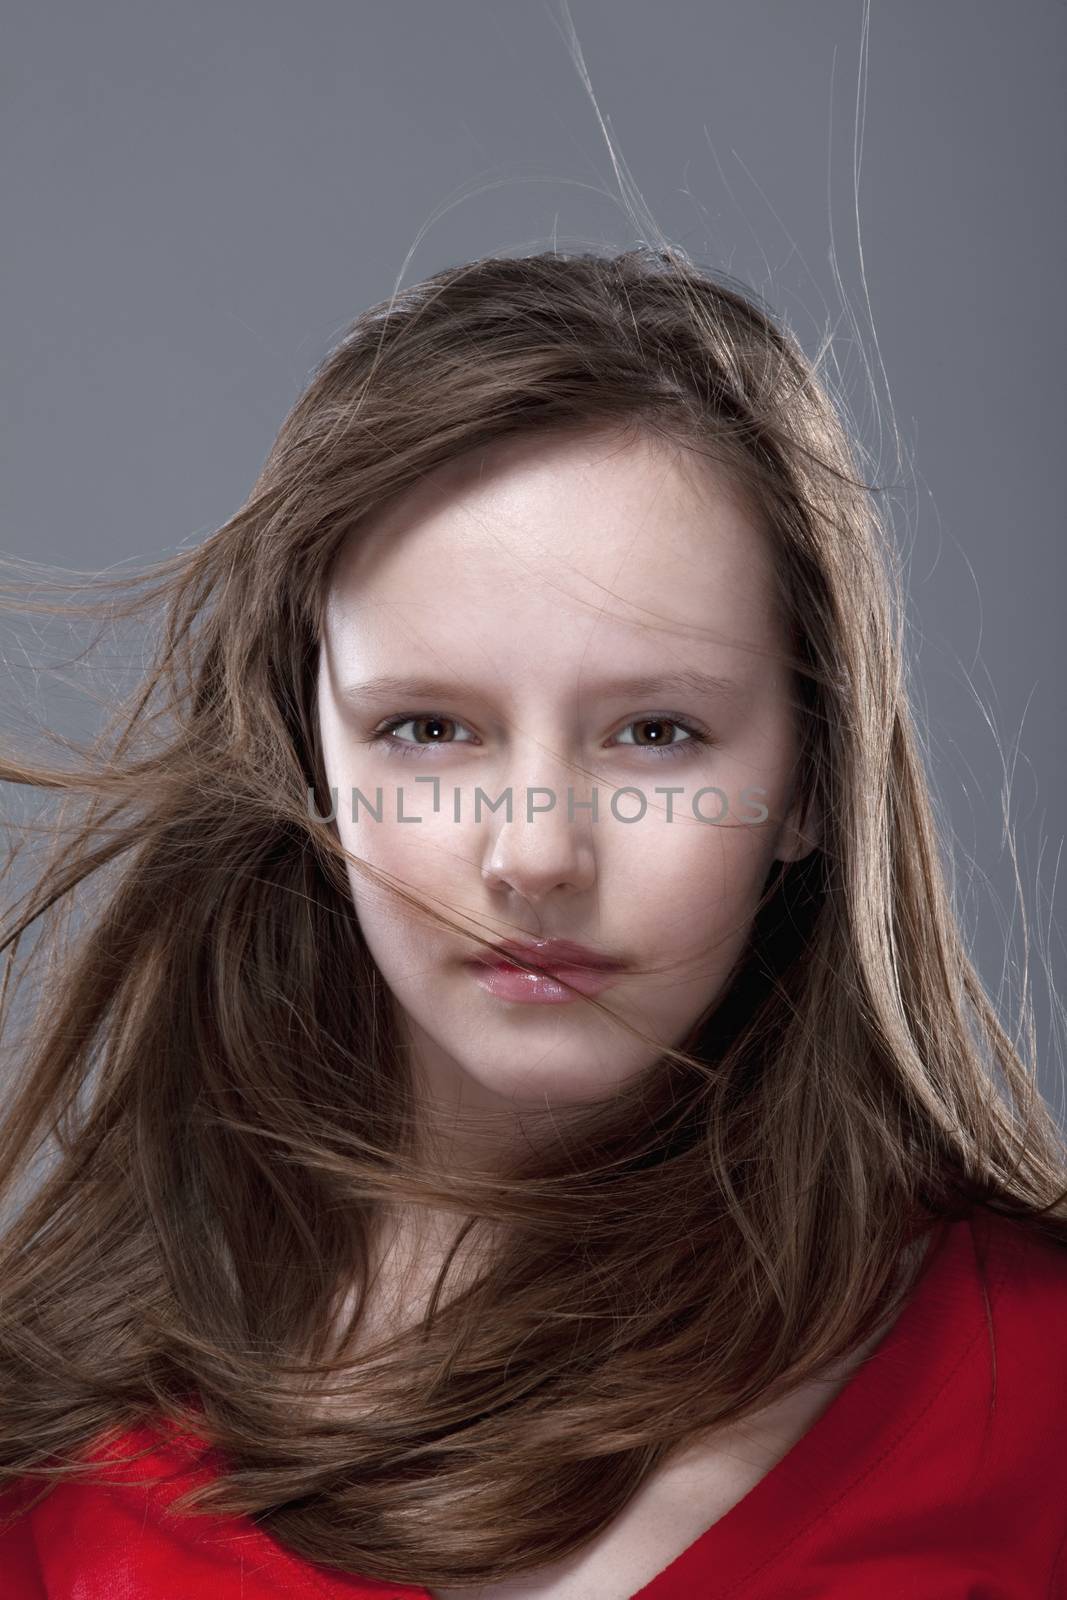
[632,1211,988,1596]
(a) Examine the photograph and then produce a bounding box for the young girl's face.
[317,426,814,1122]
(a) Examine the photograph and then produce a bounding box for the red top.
[2,1207,1066,1599]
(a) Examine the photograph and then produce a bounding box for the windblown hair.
[0,246,1064,1587]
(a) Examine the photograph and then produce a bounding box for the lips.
[479,938,626,974]
[466,937,625,1004]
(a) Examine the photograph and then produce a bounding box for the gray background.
[2,2,1064,1116]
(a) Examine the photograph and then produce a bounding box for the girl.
[0,247,1065,1599]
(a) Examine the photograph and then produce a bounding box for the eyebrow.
[337,669,751,707]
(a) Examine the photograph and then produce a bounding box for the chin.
[456,1044,653,1109]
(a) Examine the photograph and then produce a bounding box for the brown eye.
[409,716,455,744]
[610,716,711,759]
[617,718,690,748]
[374,714,477,750]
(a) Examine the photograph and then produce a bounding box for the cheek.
[617,808,780,962]
[337,807,473,929]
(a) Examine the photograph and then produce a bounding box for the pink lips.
[467,938,626,1005]
[493,938,624,971]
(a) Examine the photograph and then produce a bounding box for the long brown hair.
[1,246,1064,1587]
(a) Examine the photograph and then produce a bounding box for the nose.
[480,776,597,905]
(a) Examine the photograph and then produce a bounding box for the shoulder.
[0,1423,225,1598]
[969,1206,1067,1333]
[0,1421,398,1599]
[955,1207,1067,1433]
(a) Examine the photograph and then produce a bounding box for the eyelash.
[368,714,715,762]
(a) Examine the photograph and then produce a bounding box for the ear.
[774,782,821,864]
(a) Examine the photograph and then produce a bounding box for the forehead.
[323,426,785,677]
